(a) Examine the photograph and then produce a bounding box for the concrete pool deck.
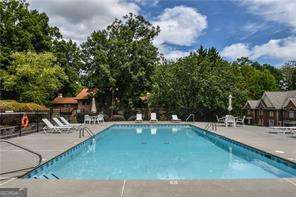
[1,122,296,196]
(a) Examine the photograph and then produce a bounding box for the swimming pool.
[25,124,296,180]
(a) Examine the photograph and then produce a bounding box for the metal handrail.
[204,122,217,131]
[79,127,95,138]
[186,114,195,122]
[0,140,42,178]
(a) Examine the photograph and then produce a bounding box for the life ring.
[21,115,29,127]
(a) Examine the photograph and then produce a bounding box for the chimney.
[58,93,63,98]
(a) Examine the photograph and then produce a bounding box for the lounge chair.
[269,126,296,134]
[171,115,181,122]
[150,113,158,122]
[136,113,143,122]
[53,117,81,131]
[59,116,82,127]
[42,118,72,133]
[236,116,245,126]
[84,115,92,124]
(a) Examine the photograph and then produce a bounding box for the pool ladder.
[186,114,195,122]
[79,127,95,139]
[204,122,217,131]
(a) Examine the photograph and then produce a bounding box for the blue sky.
[29,0,296,66]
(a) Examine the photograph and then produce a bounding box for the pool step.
[33,173,60,180]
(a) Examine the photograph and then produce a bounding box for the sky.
[28,0,296,67]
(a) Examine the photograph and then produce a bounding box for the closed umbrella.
[228,94,233,113]
[91,97,97,113]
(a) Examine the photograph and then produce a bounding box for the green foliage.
[150,47,279,119]
[0,0,61,68]
[0,52,67,104]
[81,13,160,110]
[281,61,296,90]
[0,100,48,111]
[52,39,83,96]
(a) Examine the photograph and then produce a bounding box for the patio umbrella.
[228,94,233,113]
[91,97,97,113]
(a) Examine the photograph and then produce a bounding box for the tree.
[0,52,67,104]
[81,13,160,111]
[52,39,83,96]
[0,0,61,68]
[281,61,296,90]
[150,47,279,120]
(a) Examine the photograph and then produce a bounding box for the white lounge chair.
[42,118,72,133]
[53,117,81,131]
[236,116,245,126]
[171,115,181,122]
[150,113,158,122]
[84,115,92,124]
[269,126,296,134]
[136,113,143,122]
[59,116,82,127]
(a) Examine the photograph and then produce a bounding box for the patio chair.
[225,115,236,127]
[84,115,92,124]
[171,115,181,122]
[216,115,225,124]
[95,114,104,123]
[136,113,143,123]
[236,116,245,126]
[42,118,72,134]
[150,113,158,122]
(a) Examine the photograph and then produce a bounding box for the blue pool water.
[27,125,296,180]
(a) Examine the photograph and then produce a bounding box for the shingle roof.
[244,100,260,109]
[262,90,296,109]
[75,88,97,100]
[52,97,77,104]
[284,97,296,107]
[245,90,296,110]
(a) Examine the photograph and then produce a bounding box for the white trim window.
[269,111,274,117]
[289,111,294,119]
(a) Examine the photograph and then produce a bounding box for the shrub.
[0,100,48,112]
[110,115,125,121]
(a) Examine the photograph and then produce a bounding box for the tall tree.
[0,52,67,104]
[52,39,82,96]
[281,61,296,90]
[0,0,61,68]
[81,13,160,111]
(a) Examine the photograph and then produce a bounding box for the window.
[269,111,274,117]
[259,110,263,116]
[269,120,274,126]
[247,110,251,115]
[289,111,295,118]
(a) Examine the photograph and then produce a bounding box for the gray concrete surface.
[0,122,296,196]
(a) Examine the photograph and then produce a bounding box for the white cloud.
[239,0,296,29]
[153,6,207,46]
[221,37,296,62]
[153,6,207,59]
[28,0,139,43]
[221,43,251,59]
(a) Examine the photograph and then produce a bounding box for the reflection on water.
[136,128,142,134]
[172,127,178,133]
[151,127,157,135]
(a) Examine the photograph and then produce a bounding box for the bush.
[0,100,48,112]
[110,115,125,121]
